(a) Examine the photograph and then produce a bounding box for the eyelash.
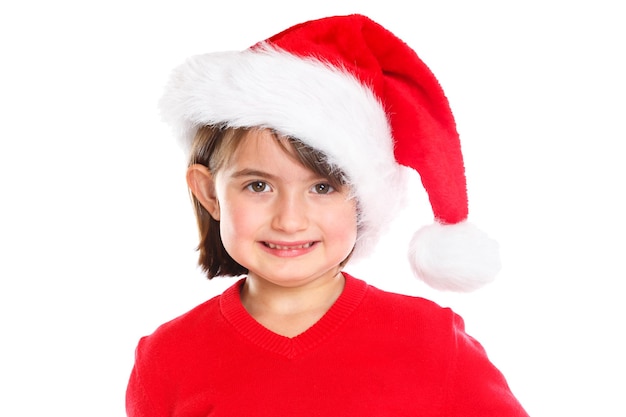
[246,181,271,193]
[312,183,335,195]
[245,181,335,195]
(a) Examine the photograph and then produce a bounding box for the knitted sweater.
[126,274,528,416]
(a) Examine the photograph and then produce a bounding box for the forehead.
[214,127,347,189]
[224,129,303,170]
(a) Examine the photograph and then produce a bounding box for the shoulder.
[343,276,529,415]
[151,296,220,340]
[343,275,471,376]
[134,280,240,361]
[343,274,467,347]
[356,276,461,326]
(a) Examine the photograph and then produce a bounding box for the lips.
[265,242,314,250]
[261,241,318,257]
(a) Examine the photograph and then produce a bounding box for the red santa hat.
[160,14,501,291]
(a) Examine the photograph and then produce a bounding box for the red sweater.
[126,274,528,416]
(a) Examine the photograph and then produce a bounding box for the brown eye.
[312,183,334,195]
[247,181,270,193]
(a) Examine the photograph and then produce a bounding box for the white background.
[1,1,624,416]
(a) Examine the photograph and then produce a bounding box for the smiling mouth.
[264,242,315,250]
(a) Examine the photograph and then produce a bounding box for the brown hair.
[188,125,350,279]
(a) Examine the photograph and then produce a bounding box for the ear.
[186,164,221,221]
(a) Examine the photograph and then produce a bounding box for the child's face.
[206,129,357,289]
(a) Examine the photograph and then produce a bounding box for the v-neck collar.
[219,273,367,359]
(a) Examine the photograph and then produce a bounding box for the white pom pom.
[408,221,501,292]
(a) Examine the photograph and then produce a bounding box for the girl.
[126,14,528,416]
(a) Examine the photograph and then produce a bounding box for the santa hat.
[160,14,501,291]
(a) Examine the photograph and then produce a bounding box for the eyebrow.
[230,168,322,182]
[230,169,278,180]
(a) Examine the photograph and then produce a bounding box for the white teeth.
[266,242,313,250]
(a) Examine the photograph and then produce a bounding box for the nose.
[271,192,309,233]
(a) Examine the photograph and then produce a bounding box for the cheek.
[214,187,251,245]
[218,203,260,248]
[323,203,358,244]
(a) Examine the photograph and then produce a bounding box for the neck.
[240,271,345,337]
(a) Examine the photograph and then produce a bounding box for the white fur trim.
[160,44,407,259]
[408,221,501,291]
